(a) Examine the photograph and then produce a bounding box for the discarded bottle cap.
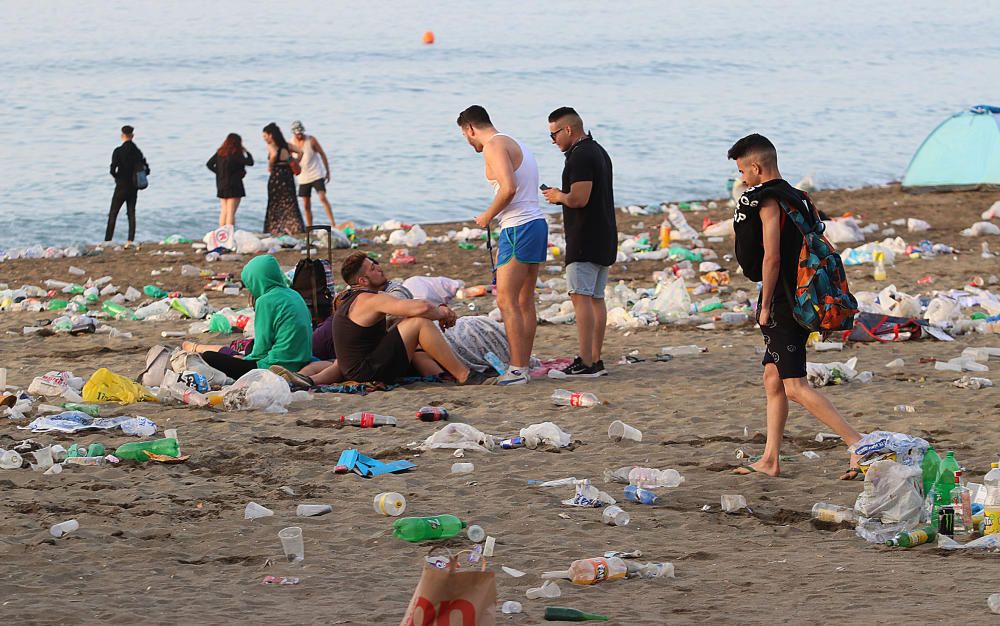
[466,524,485,543]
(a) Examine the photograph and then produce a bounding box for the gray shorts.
[566,262,609,298]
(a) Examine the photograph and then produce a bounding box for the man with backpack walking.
[105,125,149,247]
[728,134,862,479]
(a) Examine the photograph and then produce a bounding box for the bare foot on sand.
[733,459,780,477]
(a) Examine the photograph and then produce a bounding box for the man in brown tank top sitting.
[301,252,493,385]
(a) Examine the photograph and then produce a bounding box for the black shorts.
[298,178,326,197]
[759,301,809,379]
[345,327,410,383]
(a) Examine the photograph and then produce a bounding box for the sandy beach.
[1,185,999,624]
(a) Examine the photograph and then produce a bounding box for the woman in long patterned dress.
[261,122,305,235]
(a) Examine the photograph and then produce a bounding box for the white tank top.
[295,135,326,184]
[487,134,543,230]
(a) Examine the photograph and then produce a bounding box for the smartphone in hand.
[539,184,550,191]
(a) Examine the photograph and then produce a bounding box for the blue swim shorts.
[497,218,548,267]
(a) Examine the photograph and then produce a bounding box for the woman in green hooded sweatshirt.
[201,255,313,380]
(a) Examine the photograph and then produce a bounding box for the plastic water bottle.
[373,492,407,516]
[339,412,397,427]
[624,485,659,505]
[628,467,684,488]
[551,389,600,407]
[935,451,961,507]
[811,502,856,524]
[392,515,466,542]
[114,437,180,461]
[894,404,916,413]
[0,448,23,470]
[872,250,887,281]
[542,557,628,585]
[484,351,507,375]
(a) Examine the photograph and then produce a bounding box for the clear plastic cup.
[373,492,406,516]
[244,501,274,520]
[30,446,54,471]
[501,601,523,614]
[602,505,631,526]
[608,420,642,442]
[50,519,79,537]
[467,524,486,542]
[721,494,748,513]
[278,526,304,563]
[296,504,332,517]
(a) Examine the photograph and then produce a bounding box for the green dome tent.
[902,105,1000,189]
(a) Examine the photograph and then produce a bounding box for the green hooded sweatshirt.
[241,255,313,371]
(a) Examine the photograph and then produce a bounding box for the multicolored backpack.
[777,193,858,332]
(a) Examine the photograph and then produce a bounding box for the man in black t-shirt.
[728,133,861,480]
[543,107,617,378]
[106,125,150,247]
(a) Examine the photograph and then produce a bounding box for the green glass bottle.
[392,515,465,542]
[544,607,610,622]
[114,438,179,461]
[101,300,132,320]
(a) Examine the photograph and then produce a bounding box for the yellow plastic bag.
[82,368,156,404]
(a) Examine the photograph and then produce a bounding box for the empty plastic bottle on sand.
[659,345,704,356]
[543,607,609,621]
[983,462,1000,535]
[551,389,600,407]
[340,412,397,427]
[935,451,961,507]
[0,449,24,470]
[543,556,628,585]
[114,437,179,461]
[951,470,973,532]
[484,351,507,375]
[629,562,675,579]
[628,467,684,488]
[416,406,449,422]
[158,375,209,407]
[886,525,937,548]
[872,251,887,281]
[811,502,856,524]
[392,515,466,542]
[624,485,659,505]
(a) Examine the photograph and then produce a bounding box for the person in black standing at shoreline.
[207,133,254,227]
[105,125,149,247]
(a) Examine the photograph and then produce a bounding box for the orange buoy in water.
[422,31,435,44]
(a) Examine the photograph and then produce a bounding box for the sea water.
[1,0,998,246]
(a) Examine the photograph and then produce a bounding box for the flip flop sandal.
[840,467,864,481]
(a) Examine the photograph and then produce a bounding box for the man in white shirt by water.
[288,120,335,227]
[457,105,547,386]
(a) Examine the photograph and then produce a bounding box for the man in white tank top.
[289,120,336,227]
[457,105,548,386]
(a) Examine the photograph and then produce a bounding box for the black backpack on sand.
[293,226,334,328]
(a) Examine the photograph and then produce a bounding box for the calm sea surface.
[2,1,998,246]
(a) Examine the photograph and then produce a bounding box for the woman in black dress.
[207,133,254,227]
[262,122,305,235]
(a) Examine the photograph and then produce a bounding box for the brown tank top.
[332,289,386,379]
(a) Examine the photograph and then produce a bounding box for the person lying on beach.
[727,134,862,480]
[190,255,313,381]
[293,252,492,387]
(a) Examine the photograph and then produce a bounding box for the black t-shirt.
[560,135,617,266]
[733,179,813,305]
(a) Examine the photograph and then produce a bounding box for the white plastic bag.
[907,218,931,232]
[414,422,496,452]
[204,225,236,251]
[961,221,1000,237]
[651,277,691,321]
[403,224,428,247]
[925,296,961,327]
[822,218,865,244]
[169,350,233,387]
[520,422,572,449]
[28,371,83,402]
[703,218,734,238]
[853,460,923,524]
[233,229,265,254]
[222,369,292,413]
